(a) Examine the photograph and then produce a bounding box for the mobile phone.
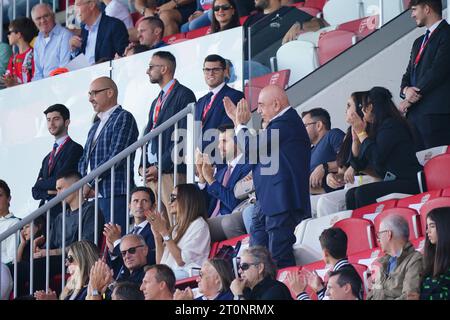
[232,257,240,279]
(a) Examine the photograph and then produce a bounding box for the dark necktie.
[131,225,141,234]
[47,142,59,173]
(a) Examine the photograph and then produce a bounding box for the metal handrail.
[0,102,196,243]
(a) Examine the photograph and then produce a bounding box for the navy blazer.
[401,20,450,115]
[236,108,311,218]
[195,84,244,151]
[204,163,252,217]
[78,106,139,197]
[79,14,128,63]
[32,138,83,205]
[109,222,156,277]
[143,80,197,173]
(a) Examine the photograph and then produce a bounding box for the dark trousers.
[8,255,63,297]
[345,179,421,210]
[250,201,305,268]
[408,112,450,150]
[99,195,127,236]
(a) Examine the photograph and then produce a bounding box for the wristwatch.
[163,234,172,242]
[322,162,329,174]
[91,289,100,297]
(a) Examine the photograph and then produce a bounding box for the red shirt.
[6,47,34,84]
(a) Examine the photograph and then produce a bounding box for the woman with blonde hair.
[34,240,99,300]
[147,183,210,280]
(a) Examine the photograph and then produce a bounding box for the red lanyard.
[414,30,433,66]
[48,136,71,171]
[201,93,217,124]
[153,80,177,127]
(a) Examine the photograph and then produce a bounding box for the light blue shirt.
[84,13,102,65]
[32,24,73,81]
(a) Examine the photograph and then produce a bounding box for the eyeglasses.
[213,4,233,11]
[121,245,145,257]
[198,271,204,279]
[7,30,18,35]
[147,64,164,70]
[34,13,52,21]
[239,262,259,271]
[65,255,74,264]
[304,121,317,127]
[203,67,225,74]
[169,193,177,203]
[376,230,390,240]
[88,87,110,97]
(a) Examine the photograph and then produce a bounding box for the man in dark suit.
[104,186,157,272]
[197,124,252,242]
[32,104,83,221]
[224,85,311,268]
[195,54,244,159]
[400,0,450,150]
[70,0,128,64]
[78,76,139,234]
[140,51,196,214]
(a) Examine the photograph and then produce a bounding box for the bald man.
[78,77,139,234]
[224,85,311,268]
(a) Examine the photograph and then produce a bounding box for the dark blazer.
[204,162,252,217]
[236,108,311,218]
[143,80,197,173]
[78,106,139,197]
[350,118,422,181]
[400,20,450,115]
[109,222,156,276]
[195,84,244,151]
[32,138,83,206]
[79,14,128,63]
[195,290,234,300]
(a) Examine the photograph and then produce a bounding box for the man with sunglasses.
[114,234,149,283]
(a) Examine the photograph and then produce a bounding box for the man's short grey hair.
[31,3,55,19]
[381,214,410,241]
[121,234,147,247]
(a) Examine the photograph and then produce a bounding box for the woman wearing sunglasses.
[210,0,239,34]
[230,246,292,300]
[147,183,210,280]
[34,240,99,300]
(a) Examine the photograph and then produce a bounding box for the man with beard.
[139,51,196,215]
[32,104,83,222]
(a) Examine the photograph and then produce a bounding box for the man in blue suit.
[195,54,244,160]
[197,124,252,242]
[78,76,139,234]
[70,0,128,65]
[32,104,83,222]
[224,85,311,268]
[104,187,157,276]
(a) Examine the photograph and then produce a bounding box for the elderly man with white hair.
[31,3,73,80]
[368,214,423,300]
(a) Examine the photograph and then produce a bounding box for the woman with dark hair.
[345,86,422,209]
[230,246,292,300]
[174,258,234,300]
[210,0,240,33]
[34,240,99,300]
[147,183,210,280]
[17,215,46,262]
[2,17,38,87]
[419,207,450,300]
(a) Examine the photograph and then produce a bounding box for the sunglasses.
[169,193,177,203]
[121,245,144,257]
[239,262,259,271]
[213,4,232,11]
[65,255,74,264]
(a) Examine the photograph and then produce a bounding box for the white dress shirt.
[0,213,20,264]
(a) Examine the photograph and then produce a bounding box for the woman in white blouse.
[147,184,211,280]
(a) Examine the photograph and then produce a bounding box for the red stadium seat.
[245,70,291,111]
[442,188,450,197]
[396,190,442,209]
[163,32,187,45]
[411,236,425,252]
[337,15,379,38]
[348,247,383,265]
[304,0,328,10]
[447,146,450,154]
[333,218,376,255]
[240,16,249,25]
[373,207,422,240]
[186,26,211,39]
[175,276,198,290]
[351,263,369,298]
[419,197,450,235]
[317,30,355,65]
[352,199,398,219]
[423,154,450,191]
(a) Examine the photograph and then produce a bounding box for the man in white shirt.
[0,180,20,265]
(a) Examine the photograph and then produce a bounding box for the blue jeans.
[242,203,254,234]
[180,9,212,33]
[99,195,128,236]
